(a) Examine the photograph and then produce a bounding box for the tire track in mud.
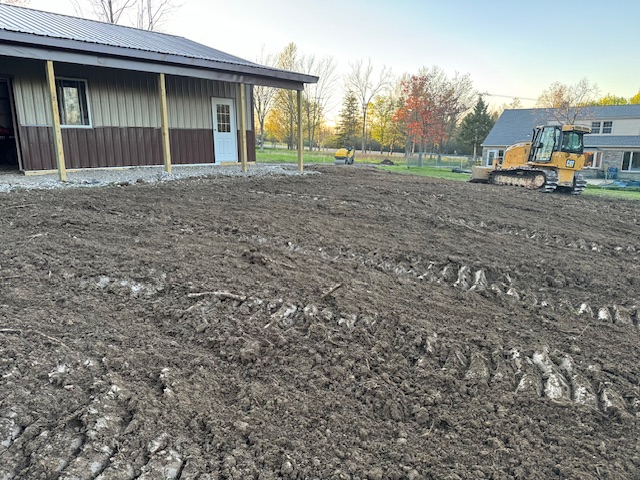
[0,376,135,480]
[435,213,640,259]
[207,226,640,334]
[168,281,640,421]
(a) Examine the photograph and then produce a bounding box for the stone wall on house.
[602,151,622,171]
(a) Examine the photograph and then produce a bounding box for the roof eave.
[0,30,319,88]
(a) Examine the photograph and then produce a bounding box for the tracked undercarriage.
[487,168,586,195]
[488,168,558,192]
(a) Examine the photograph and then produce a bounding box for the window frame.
[602,121,613,134]
[622,151,640,171]
[583,151,602,169]
[591,121,601,134]
[55,77,92,129]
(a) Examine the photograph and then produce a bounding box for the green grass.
[256,148,404,164]
[255,147,471,167]
[256,149,640,200]
[381,167,640,200]
[378,165,471,181]
[582,185,640,200]
[256,148,335,164]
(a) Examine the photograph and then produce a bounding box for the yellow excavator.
[470,124,591,194]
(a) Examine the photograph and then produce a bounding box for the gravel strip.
[0,163,317,193]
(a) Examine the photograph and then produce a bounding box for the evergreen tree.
[337,91,361,148]
[457,97,494,160]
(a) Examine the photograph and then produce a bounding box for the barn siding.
[169,129,214,165]
[3,56,255,170]
[19,127,55,171]
[166,76,236,130]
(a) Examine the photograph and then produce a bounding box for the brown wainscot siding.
[62,128,163,169]
[19,126,56,171]
[19,126,165,171]
[246,130,256,162]
[169,129,214,165]
[20,126,252,170]
[235,130,257,163]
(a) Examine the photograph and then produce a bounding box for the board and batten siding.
[4,57,255,170]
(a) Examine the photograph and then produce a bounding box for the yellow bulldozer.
[470,124,591,194]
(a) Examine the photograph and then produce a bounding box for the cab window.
[561,132,583,154]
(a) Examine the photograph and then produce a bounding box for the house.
[0,4,317,179]
[482,105,640,179]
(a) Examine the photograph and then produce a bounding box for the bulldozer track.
[489,168,558,193]
[570,173,587,195]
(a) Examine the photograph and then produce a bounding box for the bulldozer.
[470,124,591,194]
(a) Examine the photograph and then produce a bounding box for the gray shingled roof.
[585,136,640,148]
[483,105,640,148]
[0,4,317,87]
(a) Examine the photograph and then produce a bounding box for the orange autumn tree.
[395,72,448,156]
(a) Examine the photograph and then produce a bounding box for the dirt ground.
[1,165,640,479]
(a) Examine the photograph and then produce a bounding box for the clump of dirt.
[1,165,639,478]
[379,158,395,165]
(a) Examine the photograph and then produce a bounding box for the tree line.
[257,43,495,158]
[259,40,640,158]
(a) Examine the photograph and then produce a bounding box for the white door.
[212,97,238,163]
[486,150,497,166]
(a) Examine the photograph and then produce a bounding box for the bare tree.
[267,43,301,149]
[537,78,600,123]
[253,47,277,151]
[301,54,337,151]
[71,0,136,23]
[346,59,392,153]
[136,0,178,31]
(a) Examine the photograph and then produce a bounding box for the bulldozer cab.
[528,125,589,164]
[530,126,559,163]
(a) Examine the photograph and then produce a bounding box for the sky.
[24,0,640,121]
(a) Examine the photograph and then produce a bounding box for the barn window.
[56,78,91,127]
[216,104,231,133]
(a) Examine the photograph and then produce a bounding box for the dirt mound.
[1,165,639,478]
[379,158,395,165]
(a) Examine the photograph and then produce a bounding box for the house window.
[584,151,602,169]
[602,121,613,134]
[56,78,91,127]
[591,121,601,134]
[622,151,640,171]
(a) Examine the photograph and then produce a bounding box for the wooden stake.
[297,89,303,172]
[159,73,172,174]
[238,83,248,173]
[45,60,66,182]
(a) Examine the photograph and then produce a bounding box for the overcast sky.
[26,0,640,120]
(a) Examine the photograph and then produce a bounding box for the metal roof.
[483,106,640,148]
[0,4,318,89]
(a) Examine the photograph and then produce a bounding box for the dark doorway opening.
[0,78,20,171]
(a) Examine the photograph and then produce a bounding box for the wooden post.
[297,89,303,172]
[45,60,66,182]
[238,83,248,173]
[158,73,172,174]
